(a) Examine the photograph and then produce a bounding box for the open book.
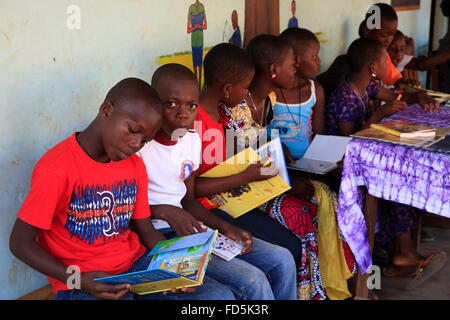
[200,137,291,218]
[370,121,436,138]
[401,84,450,105]
[94,230,218,295]
[287,135,353,175]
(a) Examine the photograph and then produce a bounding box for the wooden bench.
[17,284,54,300]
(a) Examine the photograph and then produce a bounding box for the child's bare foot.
[391,252,425,268]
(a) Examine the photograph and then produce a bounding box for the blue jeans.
[55,249,235,300]
[206,236,297,300]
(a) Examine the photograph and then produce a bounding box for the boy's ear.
[223,83,233,100]
[99,100,114,120]
[369,62,377,76]
[269,63,279,78]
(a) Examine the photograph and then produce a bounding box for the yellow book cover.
[370,121,436,138]
[200,146,291,218]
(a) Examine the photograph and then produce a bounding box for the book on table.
[370,121,436,138]
[287,135,353,175]
[94,230,218,295]
[200,137,291,219]
[352,125,450,148]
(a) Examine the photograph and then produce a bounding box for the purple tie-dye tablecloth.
[337,105,450,274]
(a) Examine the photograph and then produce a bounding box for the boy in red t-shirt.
[9,78,235,300]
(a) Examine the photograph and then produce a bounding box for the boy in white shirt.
[137,63,297,300]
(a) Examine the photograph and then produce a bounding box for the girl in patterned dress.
[219,34,357,300]
[327,37,445,284]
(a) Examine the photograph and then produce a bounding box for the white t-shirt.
[137,130,202,208]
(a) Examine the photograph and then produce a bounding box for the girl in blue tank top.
[270,28,327,161]
[269,80,317,159]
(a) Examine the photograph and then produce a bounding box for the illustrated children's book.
[370,121,436,138]
[94,230,218,295]
[287,135,353,175]
[256,137,291,186]
[200,137,291,218]
[352,126,450,148]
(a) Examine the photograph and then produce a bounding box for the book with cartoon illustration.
[94,230,218,295]
[370,121,436,138]
[200,138,291,218]
[201,226,245,261]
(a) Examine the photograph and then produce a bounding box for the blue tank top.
[268,80,316,160]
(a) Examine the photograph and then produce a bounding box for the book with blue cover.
[94,230,218,295]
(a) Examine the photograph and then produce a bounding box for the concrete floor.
[375,226,450,300]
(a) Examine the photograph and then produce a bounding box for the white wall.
[0,0,434,299]
[279,0,433,85]
[0,0,244,300]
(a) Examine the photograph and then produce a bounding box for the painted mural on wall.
[229,10,242,48]
[187,0,207,86]
[288,0,299,28]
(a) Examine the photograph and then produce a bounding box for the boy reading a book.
[137,63,297,300]
[9,78,237,300]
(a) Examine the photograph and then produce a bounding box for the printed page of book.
[256,137,291,186]
[302,135,353,163]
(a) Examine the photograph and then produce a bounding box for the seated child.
[194,42,324,300]
[319,2,440,112]
[200,37,355,300]
[268,27,358,300]
[9,78,237,300]
[136,63,297,300]
[327,38,445,283]
[271,27,327,161]
[388,30,450,85]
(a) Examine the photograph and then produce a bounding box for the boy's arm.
[195,162,278,198]
[10,218,131,300]
[312,82,327,135]
[130,217,166,250]
[150,204,204,237]
[406,48,450,71]
[183,173,252,254]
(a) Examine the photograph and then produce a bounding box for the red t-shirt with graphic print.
[194,106,227,209]
[17,133,149,294]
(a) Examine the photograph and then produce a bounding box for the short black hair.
[151,63,198,94]
[279,27,318,55]
[203,43,255,86]
[105,77,161,113]
[365,3,398,23]
[393,30,405,42]
[347,38,385,73]
[442,0,450,17]
[246,34,292,74]
[360,2,398,37]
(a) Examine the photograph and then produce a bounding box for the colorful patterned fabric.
[375,202,420,246]
[326,78,381,135]
[263,194,326,300]
[221,94,356,300]
[337,104,450,273]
